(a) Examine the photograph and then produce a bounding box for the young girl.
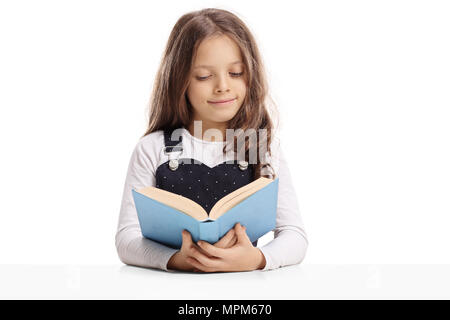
[115,8,308,272]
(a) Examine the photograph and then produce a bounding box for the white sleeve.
[115,138,178,271]
[258,140,309,271]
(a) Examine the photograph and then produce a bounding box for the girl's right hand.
[192,228,237,272]
[167,228,237,272]
[167,230,213,272]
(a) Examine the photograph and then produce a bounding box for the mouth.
[208,98,237,105]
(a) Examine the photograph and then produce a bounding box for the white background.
[0,0,449,266]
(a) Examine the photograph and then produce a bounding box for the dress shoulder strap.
[163,127,183,154]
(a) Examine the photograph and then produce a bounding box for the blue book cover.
[131,177,279,249]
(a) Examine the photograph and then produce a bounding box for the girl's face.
[187,35,247,130]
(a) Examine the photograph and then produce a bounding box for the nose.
[214,74,230,93]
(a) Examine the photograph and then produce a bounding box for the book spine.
[198,221,220,244]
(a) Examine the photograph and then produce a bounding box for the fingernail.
[197,241,202,246]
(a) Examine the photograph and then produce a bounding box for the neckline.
[181,127,227,145]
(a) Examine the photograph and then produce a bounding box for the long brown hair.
[143,8,279,180]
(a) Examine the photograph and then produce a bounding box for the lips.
[208,98,236,104]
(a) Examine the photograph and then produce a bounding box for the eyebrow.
[193,61,243,69]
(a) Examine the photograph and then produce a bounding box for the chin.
[207,115,234,124]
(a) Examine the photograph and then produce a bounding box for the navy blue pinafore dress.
[154,127,258,247]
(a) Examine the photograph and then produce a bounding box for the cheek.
[236,81,247,100]
[188,84,209,103]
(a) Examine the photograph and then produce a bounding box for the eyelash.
[196,72,244,81]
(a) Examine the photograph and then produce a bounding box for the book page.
[209,177,273,220]
[135,186,208,221]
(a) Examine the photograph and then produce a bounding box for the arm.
[258,142,309,271]
[115,138,178,271]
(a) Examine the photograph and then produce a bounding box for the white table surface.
[1,264,449,299]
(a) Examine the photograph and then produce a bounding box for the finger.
[182,231,215,258]
[224,228,236,240]
[188,245,222,268]
[219,229,234,241]
[229,235,238,247]
[222,234,238,248]
[197,240,228,258]
[198,246,216,260]
[235,223,250,244]
[186,257,216,273]
[215,229,235,248]
[181,230,193,247]
[196,245,214,258]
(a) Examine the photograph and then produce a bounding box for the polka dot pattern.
[155,158,254,215]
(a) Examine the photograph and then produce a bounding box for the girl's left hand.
[187,223,266,272]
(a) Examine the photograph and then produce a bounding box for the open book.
[131,177,279,249]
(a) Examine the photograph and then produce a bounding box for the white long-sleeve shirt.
[115,127,309,271]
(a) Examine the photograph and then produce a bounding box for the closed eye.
[196,72,244,81]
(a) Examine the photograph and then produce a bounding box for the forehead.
[193,35,243,69]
